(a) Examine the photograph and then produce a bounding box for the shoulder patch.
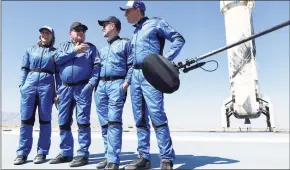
[60,41,71,46]
[151,17,161,20]
[31,44,38,49]
[26,45,34,52]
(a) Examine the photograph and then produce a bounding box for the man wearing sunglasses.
[49,22,101,167]
[94,16,133,170]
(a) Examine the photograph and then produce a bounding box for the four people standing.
[14,1,185,169]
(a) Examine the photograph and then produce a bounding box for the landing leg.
[221,97,232,131]
[260,94,276,132]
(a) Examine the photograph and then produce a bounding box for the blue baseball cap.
[120,0,146,12]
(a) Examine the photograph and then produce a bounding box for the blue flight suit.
[129,17,185,162]
[17,44,58,157]
[94,36,133,165]
[55,41,100,157]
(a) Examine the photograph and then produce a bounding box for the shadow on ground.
[89,152,240,169]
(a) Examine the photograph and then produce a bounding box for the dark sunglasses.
[102,22,112,28]
[72,28,86,33]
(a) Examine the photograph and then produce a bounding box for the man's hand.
[122,82,129,91]
[74,42,89,54]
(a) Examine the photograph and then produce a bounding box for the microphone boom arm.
[176,20,290,73]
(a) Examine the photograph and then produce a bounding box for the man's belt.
[30,68,54,74]
[133,64,143,69]
[100,76,125,81]
[63,79,89,86]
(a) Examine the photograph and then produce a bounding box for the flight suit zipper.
[37,48,45,87]
[105,44,111,77]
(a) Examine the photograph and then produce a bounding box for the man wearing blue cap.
[49,22,101,167]
[94,16,133,170]
[120,1,186,169]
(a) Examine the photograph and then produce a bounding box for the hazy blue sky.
[2,1,289,129]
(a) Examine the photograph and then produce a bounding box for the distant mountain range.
[1,111,100,128]
[2,108,288,130]
[2,112,21,126]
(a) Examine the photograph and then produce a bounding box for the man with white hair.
[49,22,101,168]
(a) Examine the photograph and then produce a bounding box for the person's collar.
[42,44,50,48]
[108,35,120,44]
[38,41,51,48]
[133,16,149,27]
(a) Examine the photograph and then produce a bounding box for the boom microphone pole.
[176,20,290,73]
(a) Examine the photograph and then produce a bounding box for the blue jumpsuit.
[129,17,185,162]
[55,41,100,158]
[17,44,57,157]
[94,36,133,165]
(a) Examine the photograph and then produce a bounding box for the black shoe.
[49,154,73,164]
[105,163,119,170]
[33,154,46,164]
[69,156,88,167]
[96,158,107,169]
[160,159,173,170]
[124,155,151,170]
[13,155,27,165]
